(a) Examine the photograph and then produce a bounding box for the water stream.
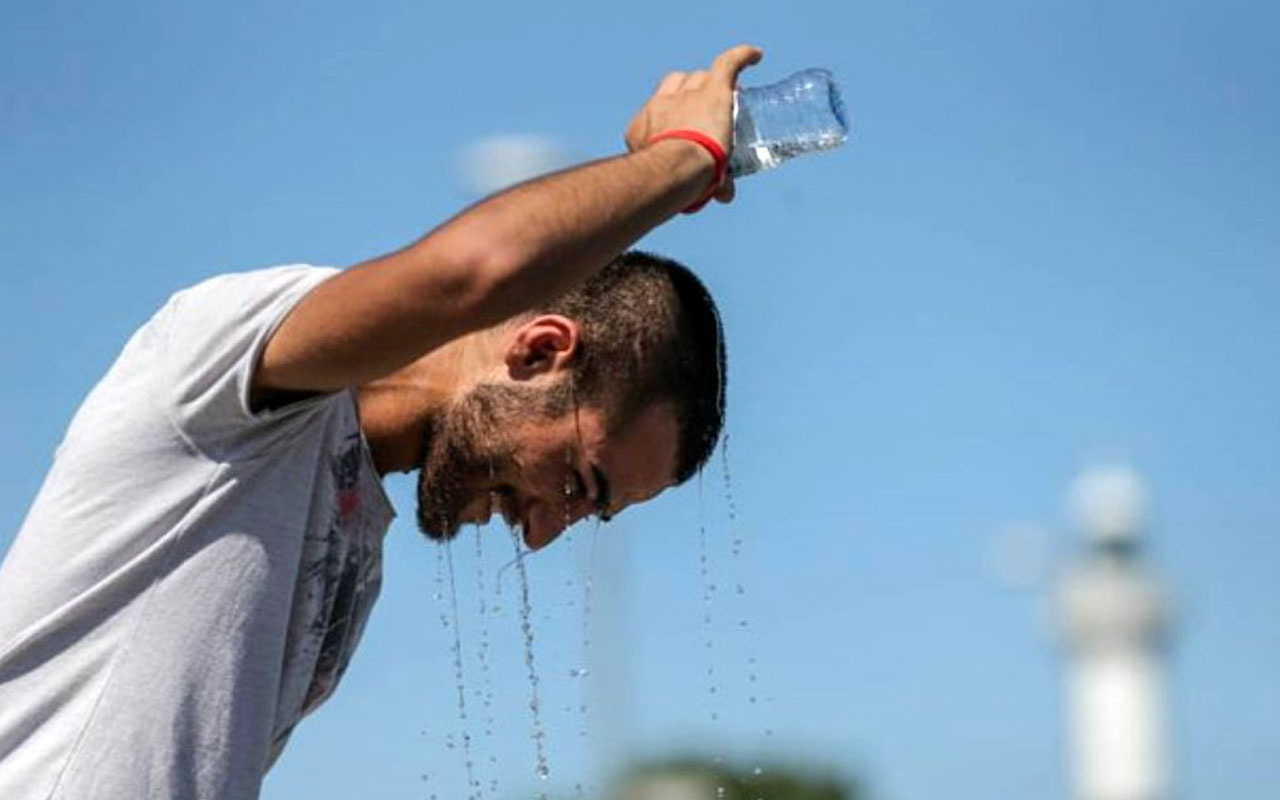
[509,526,551,793]
[444,537,479,800]
[417,415,767,800]
[472,527,500,798]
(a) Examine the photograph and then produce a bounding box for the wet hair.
[538,250,726,484]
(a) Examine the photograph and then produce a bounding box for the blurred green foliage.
[614,756,866,800]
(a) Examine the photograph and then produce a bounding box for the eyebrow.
[590,463,613,521]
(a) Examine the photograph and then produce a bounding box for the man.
[0,44,763,799]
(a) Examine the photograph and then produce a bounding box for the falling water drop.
[719,431,773,753]
[696,468,728,777]
[434,545,450,632]
[720,432,738,524]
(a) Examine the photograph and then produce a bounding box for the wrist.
[646,130,727,213]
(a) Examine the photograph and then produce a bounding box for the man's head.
[415,250,726,549]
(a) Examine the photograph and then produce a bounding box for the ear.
[504,314,581,381]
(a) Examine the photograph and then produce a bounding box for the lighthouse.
[1056,465,1173,800]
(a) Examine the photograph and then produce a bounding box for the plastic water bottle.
[728,68,849,179]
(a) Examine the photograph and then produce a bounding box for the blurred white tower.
[1056,465,1173,800]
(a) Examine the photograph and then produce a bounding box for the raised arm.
[252,45,762,403]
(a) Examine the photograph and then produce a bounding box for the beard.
[414,380,572,541]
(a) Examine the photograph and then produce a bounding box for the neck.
[355,381,439,475]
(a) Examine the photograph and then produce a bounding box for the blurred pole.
[589,521,637,789]
[1056,466,1173,800]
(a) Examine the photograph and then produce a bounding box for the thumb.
[711,44,764,88]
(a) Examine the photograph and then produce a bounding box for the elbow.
[409,228,529,327]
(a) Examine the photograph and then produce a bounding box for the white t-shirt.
[0,265,397,799]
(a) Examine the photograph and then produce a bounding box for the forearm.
[261,141,713,394]
[395,136,713,334]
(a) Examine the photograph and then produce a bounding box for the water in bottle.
[729,68,849,179]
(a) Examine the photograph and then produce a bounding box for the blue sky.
[2,1,1277,799]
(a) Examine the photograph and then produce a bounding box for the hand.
[625,44,763,204]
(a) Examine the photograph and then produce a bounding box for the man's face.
[416,382,679,550]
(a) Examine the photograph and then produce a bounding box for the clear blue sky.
[2,1,1277,799]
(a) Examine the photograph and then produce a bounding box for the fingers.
[657,70,713,93]
[656,71,686,95]
[711,44,764,87]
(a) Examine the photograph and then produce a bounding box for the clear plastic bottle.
[728,68,849,179]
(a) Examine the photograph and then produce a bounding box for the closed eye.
[590,464,613,522]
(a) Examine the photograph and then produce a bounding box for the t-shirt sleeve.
[158,264,342,460]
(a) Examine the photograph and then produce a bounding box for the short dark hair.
[539,250,726,484]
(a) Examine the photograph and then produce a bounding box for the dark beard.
[414,383,524,541]
[414,417,466,540]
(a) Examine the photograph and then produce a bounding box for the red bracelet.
[648,129,728,213]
